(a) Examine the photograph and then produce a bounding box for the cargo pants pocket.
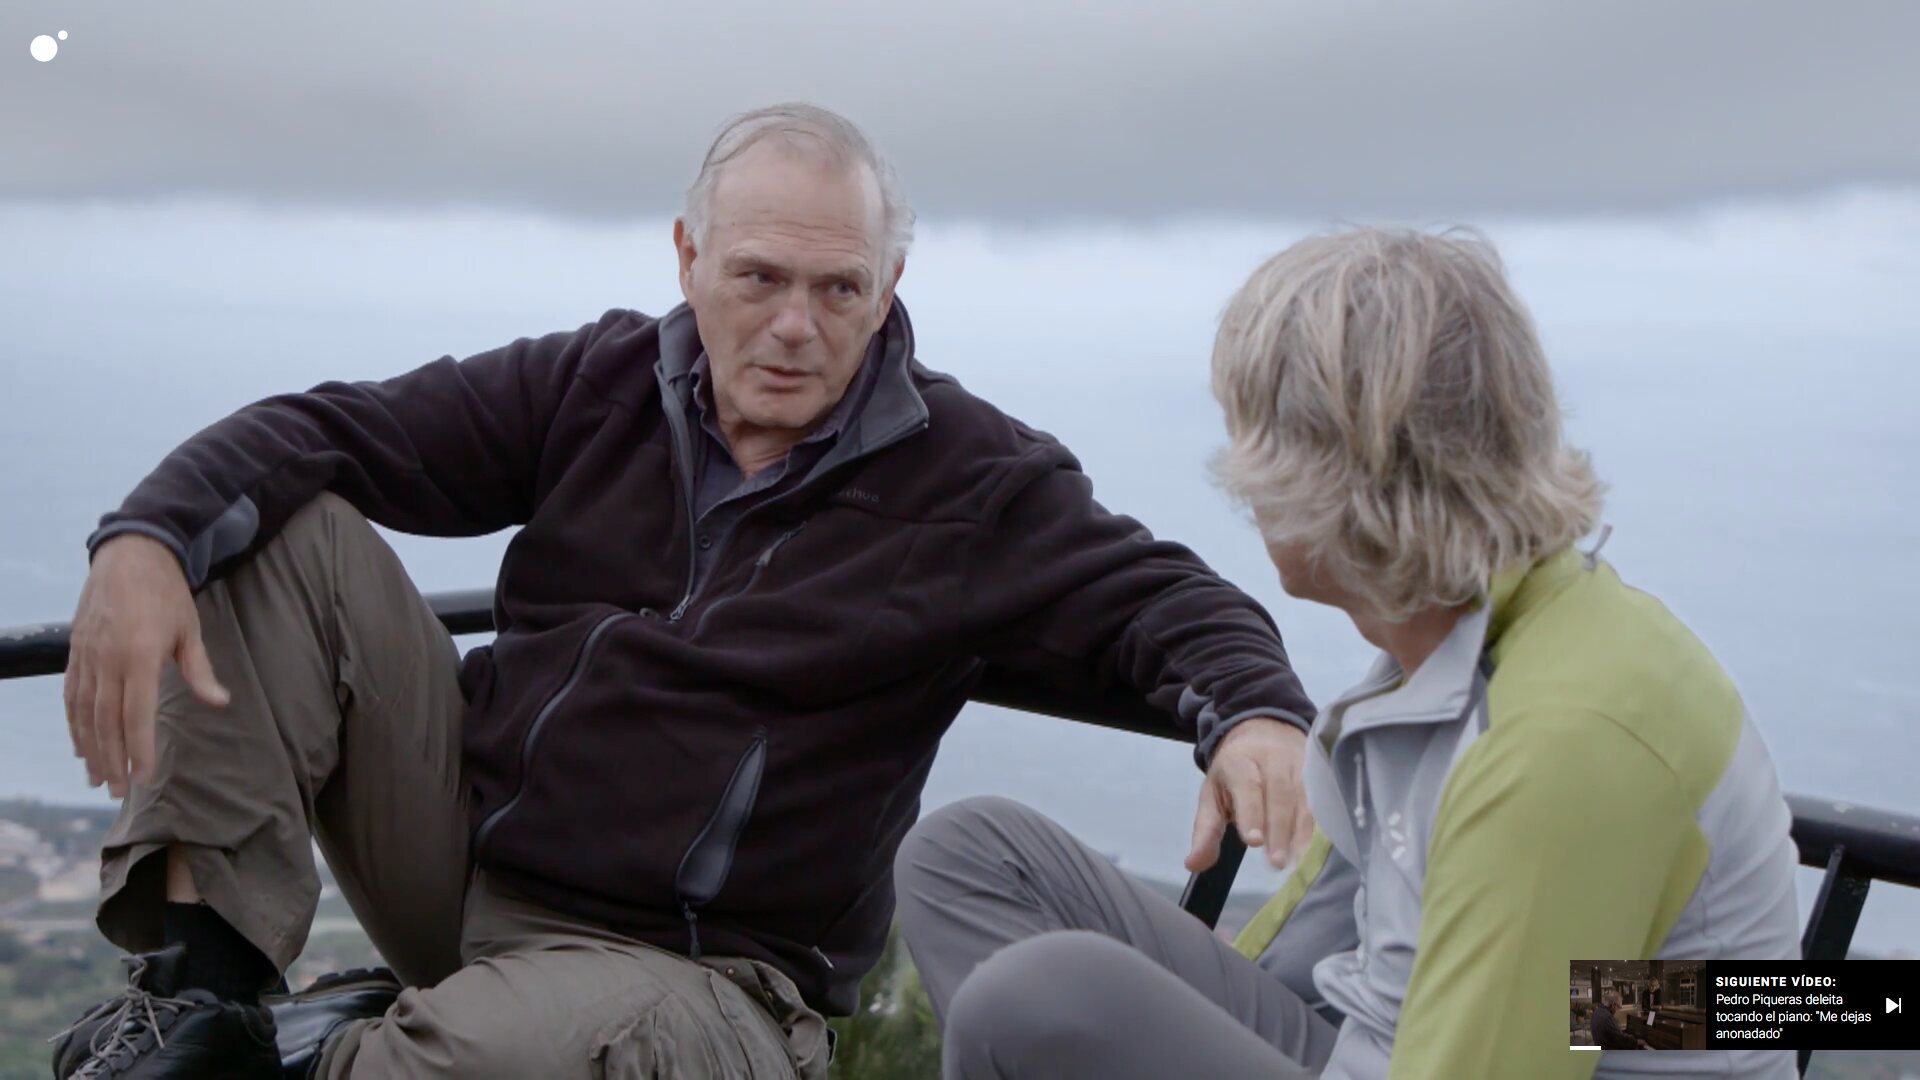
[589,994,736,1080]
[704,959,829,1080]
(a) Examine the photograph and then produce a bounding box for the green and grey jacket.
[1233,545,1801,1079]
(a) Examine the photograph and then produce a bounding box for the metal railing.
[5,590,1916,1071]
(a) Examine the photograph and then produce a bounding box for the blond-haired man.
[896,228,1801,1079]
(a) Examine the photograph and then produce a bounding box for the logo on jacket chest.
[835,486,881,506]
[1351,750,1418,869]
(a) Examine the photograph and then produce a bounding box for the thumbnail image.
[1570,960,1707,1050]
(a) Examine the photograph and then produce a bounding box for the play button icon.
[1889,998,1902,1015]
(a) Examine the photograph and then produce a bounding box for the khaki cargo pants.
[94,493,832,1079]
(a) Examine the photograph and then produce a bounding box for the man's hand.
[64,535,229,798]
[1185,716,1313,872]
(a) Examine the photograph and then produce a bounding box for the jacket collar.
[1321,604,1491,745]
[1319,544,1587,744]
[1485,544,1588,660]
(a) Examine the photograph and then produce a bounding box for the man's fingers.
[1185,783,1227,873]
[122,662,160,789]
[1262,761,1295,868]
[62,652,86,758]
[72,669,102,786]
[1224,762,1267,850]
[93,669,128,797]
[177,629,230,708]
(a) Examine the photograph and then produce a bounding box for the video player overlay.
[1572,960,1917,1052]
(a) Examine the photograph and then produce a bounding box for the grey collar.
[1317,602,1493,749]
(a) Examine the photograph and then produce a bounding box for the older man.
[52,104,1317,1078]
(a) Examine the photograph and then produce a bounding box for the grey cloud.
[2,0,1916,221]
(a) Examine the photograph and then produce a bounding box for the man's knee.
[944,931,1146,1065]
[229,492,422,633]
[897,796,1042,878]
[207,491,384,604]
[894,796,1043,919]
[277,491,381,559]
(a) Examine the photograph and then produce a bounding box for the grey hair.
[682,102,915,268]
[1210,227,1605,622]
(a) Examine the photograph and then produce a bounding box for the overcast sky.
[5,0,1918,221]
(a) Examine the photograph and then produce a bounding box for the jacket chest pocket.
[689,523,810,634]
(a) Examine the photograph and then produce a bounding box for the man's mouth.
[756,364,814,380]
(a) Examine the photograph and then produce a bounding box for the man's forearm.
[90,319,600,588]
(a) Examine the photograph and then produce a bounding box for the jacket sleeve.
[88,314,615,589]
[1388,710,1697,1080]
[960,447,1316,767]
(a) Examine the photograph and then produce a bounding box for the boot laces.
[50,954,194,1077]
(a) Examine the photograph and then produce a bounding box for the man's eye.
[745,271,776,286]
[831,281,858,296]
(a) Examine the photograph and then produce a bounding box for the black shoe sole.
[263,967,402,1002]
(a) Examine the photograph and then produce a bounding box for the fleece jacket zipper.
[674,730,769,961]
[471,611,631,855]
[690,523,809,636]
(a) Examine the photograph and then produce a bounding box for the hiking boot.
[266,967,401,1080]
[49,944,279,1079]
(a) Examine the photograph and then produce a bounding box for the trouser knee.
[895,796,1046,892]
[943,931,1145,1073]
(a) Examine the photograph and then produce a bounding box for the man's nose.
[769,290,818,349]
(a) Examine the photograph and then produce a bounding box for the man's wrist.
[1193,706,1310,770]
[86,522,192,578]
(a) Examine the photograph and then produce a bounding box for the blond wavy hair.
[1210,227,1605,621]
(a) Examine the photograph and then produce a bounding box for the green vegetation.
[0,928,124,1080]
[827,922,942,1079]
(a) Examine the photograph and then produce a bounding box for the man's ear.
[674,218,698,304]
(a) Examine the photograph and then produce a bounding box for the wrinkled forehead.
[707,141,886,268]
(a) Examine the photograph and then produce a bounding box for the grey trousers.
[94,493,829,1078]
[893,796,1340,1080]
